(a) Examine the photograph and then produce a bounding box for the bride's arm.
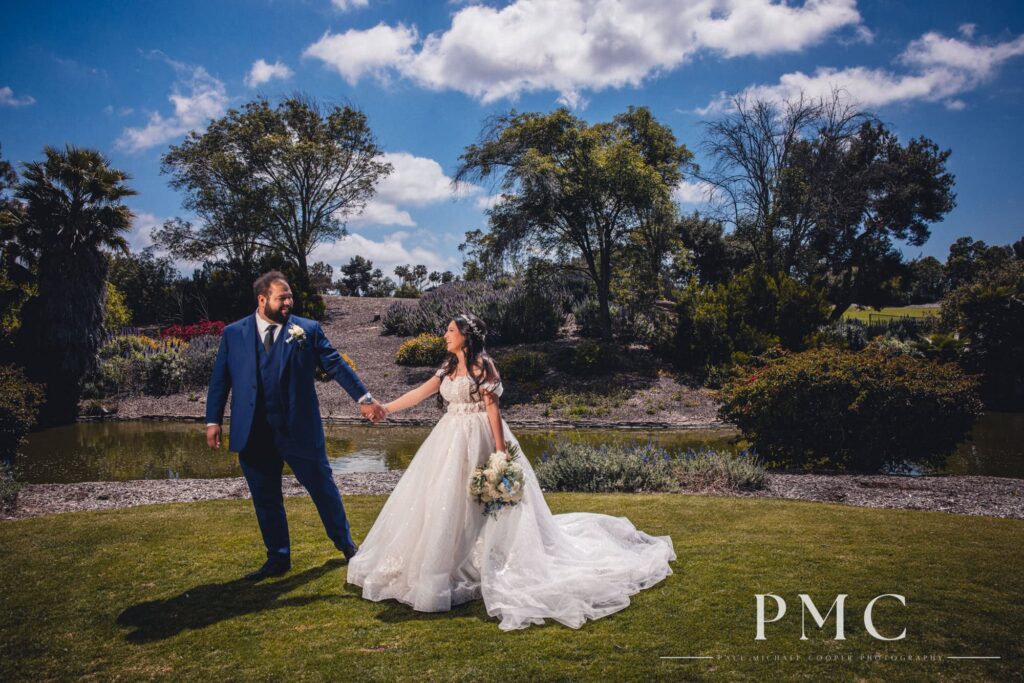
[483,391,507,453]
[383,376,442,416]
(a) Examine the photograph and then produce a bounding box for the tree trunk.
[829,300,851,323]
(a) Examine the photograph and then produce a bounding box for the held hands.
[360,400,388,423]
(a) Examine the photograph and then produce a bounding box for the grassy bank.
[1,495,1021,681]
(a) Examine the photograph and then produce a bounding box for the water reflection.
[15,412,1023,483]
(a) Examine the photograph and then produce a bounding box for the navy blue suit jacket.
[205,313,368,455]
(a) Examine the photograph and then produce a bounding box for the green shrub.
[675,268,829,377]
[0,365,44,461]
[0,472,21,513]
[99,334,158,359]
[145,350,186,395]
[498,350,549,382]
[534,440,676,493]
[717,347,983,472]
[940,260,1024,406]
[180,335,220,387]
[395,334,448,367]
[673,448,766,491]
[812,320,869,351]
[103,282,132,330]
[570,339,618,375]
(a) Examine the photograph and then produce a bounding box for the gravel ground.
[4,471,1022,521]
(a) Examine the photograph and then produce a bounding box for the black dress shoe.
[342,544,359,562]
[245,558,291,581]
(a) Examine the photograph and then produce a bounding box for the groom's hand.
[360,401,386,423]
[206,425,222,449]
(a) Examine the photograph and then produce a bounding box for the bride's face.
[444,320,465,354]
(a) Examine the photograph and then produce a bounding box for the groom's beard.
[264,303,290,324]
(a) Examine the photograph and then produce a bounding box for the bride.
[346,312,676,631]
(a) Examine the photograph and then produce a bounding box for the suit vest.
[255,326,288,432]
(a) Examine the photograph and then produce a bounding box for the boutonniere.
[285,323,307,347]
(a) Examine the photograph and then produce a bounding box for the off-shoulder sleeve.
[434,367,447,379]
[481,379,504,398]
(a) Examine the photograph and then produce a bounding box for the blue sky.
[2,0,1022,277]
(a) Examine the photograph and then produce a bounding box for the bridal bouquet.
[469,443,526,518]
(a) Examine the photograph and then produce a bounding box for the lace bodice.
[436,370,503,410]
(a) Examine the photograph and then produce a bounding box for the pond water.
[14,412,1024,483]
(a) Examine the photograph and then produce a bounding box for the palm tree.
[14,145,135,426]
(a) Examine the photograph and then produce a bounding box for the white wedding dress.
[346,371,677,631]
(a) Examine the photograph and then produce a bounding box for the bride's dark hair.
[437,312,498,410]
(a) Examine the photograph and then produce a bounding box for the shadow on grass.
[117,559,348,643]
[340,582,562,630]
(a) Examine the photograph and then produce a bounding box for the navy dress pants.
[238,416,357,561]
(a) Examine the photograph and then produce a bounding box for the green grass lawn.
[2,495,1021,682]
[842,305,941,322]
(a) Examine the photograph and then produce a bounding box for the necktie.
[263,325,276,354]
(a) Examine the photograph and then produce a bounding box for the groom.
[205,270,385,580]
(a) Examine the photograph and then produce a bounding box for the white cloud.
[303,23,418,85]
[331,0,369,11]
[375,152,480,205]
[475,194,502,211]
[304,0,863,105]
[349,201,416,227]
[127,211,163,252]
[347,152,482,228]
[699,30,1024,114]
[0,86,35,107]
[116,61,228,153]
[244,58,294,88]
[673,179,714,206]
[310,230,454,276]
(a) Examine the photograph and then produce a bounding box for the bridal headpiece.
[456,314,485,339]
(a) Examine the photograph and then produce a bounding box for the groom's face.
[260,281,293,323]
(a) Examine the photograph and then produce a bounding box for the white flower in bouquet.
[469,443,526,517]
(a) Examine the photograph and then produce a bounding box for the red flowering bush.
[160,320,225,342]
[717,347,982,472]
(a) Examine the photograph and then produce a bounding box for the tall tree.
[455,107,692,339]
[107,248,179,325]
[336,256,396,297]
[701,92,955,320]
[160,96,392,278]
[13,146,135,425]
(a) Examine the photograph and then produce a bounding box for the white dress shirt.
[206,311,370,427]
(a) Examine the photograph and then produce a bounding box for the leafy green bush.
[673,448,766,491]
[675,268,829,378]
[717,347,983,472]
[497,350,549,382]
[0,365,44,463]
[534,440,676,492]
[570,339,618,376]
[0,472,21,513]
[940,260,1024,406]
[180,335,220,386]
[103,282,132,330]
[99,334,159,359]
[0,365,44,510]
[395,333,448,367]
[144,350,186,395]
[812,320,869,351]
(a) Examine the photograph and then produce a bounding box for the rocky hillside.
[113,295,722,428]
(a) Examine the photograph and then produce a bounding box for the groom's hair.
[253,270,289,302]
